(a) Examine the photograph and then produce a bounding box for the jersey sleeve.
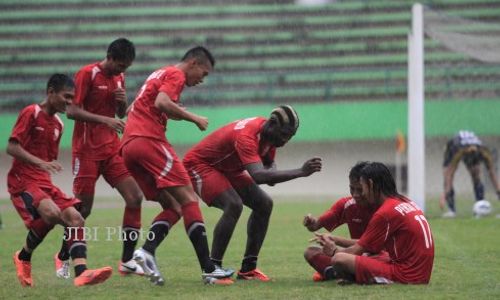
[158,69,185,103]
[317,198,345,231]
[357,212,391,254]
[235,132,262,166]
[73,68,92,106]
[9,106,34,145]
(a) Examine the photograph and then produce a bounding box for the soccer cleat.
[73,267,113,287]
[202,266,235,280]
[312,271,325,282]
[236,268,270,282]
[13,251,33,287]
[441,211,456,218]
[204,277,234,285]
[133,248,164,285]
[54,253,71,279]
[119,259,145,276]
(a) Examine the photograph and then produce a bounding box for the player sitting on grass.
[183,105,322,282]
[7,74,112,287]
[303,161,389,282]
[311,162,434,284]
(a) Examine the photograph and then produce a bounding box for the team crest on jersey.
[54,128,60,141]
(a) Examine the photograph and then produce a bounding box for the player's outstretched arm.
[6,141,62,174]
[154,92,208,131]
[303,213,321,231]
[66,104,125,133]
[245,157,322,185]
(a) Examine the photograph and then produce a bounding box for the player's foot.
[73,267,112,286]
[133,248,164,285]
[237,268,270,282]
[54,253,71,279]
[118,259,145,276]
[441,211,456,218]
[13,251,33,287]
[202,266,235,280]
[312,271,325,282]
[204,277,234,285]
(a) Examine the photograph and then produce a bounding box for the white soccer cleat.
[202,265,235,280]
[133,248,164,285]
[119,259,145,276]
[54,253,71,279]
[441,211,456,218]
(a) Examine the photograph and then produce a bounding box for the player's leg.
[235,183,273,281]
[209,189,243,267]
[60,206,112,286]
[12,192,56,287]
[186,165,243,268]
[166,184,234,285]
[55,157,100,275]
[304,246,336,281]
[133,191,180,285]
[103,154,144,270]
[466,162,484,201]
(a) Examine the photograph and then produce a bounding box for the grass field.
[0,196,499,300]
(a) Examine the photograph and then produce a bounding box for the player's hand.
[194,115,208,131]
[105,117,125,133]
[38,161,63,174]
[303,214,318,231]
[113,87,127,104]
[310,232,337,257]
[301,157,322,176]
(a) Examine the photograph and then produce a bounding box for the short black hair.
[46,73,74,93]
[270,105,300,132]
[181,46,215,67]
[107,38,136,62]
[349,161,369,181]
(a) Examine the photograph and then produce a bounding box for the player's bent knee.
[304,246,322,261]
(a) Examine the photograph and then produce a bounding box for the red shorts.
[355,255,396,284]
[183,159,254,206]
[72,153,130,195]
[11,185,81,229]
[121,137,190,201]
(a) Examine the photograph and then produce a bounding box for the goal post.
[408,3,425,212]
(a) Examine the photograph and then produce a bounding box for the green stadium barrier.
[1,99,499,149]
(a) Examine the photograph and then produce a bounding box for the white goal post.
[408,3,425,212]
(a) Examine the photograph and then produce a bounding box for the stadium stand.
[0,0,500,110]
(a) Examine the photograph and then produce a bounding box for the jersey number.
[414,215,433,249]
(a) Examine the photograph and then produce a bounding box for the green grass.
[0,196,499,299]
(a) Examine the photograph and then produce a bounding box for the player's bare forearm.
[246,158,322,185]
[66,104,108,124]
[7,141,48,168]
[332,236,358,248]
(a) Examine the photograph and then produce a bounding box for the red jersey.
[7,104,64,194]
[317,196,376,239]
[72,62,125,160]
[358,198,434,283]
[122,66,185,145]
[183,117,276,173]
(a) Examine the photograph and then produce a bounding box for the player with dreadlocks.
[183,105,322,282]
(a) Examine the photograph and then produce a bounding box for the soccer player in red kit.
[121,46,233,285]
[312,162,434,284]
[303,161,388,282]
[60,38,144,278]
[8,74,112,287]
[183,105,322,281]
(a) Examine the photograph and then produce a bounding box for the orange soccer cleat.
[73,266,113,287]
[312,271,325,282]
[13,251,33,287]
[236,268,270,282]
